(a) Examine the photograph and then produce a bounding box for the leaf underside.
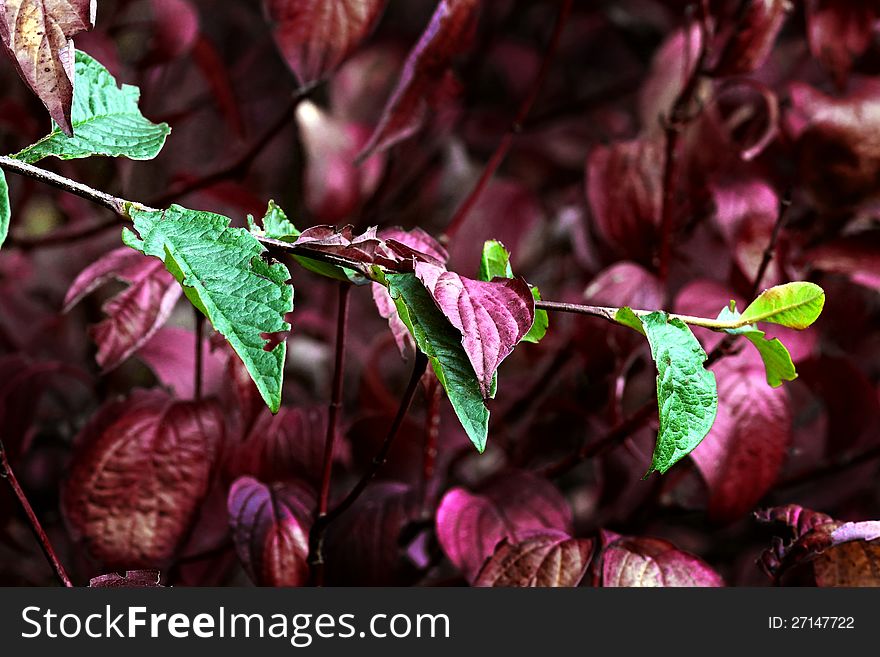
[124,205,293,412]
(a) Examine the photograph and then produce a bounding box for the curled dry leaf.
[0,0,96,135]
[435,471,572,581]
[62,390,223,568]
[757,505,880,586]
[89,570,163,588]
[264,0,388,87]
[600,533,724,587]
[227,476,315,587]
[474,531,594,588]
[357,0,479,160]
[64,247,182,372]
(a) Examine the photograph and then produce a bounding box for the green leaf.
[639,312,718,476]
[123,205,293,412]
[248,201,352,283]
[740,282,825,330]
[615,306,646,336]
[480,240,514,280]
[717,306,797,388]
[13,51,170,164]
[478,239,549,344]
[386,272,489,452]
[0,170,9,251]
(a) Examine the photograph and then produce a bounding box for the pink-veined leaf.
[414,261,534,398]
[600,533,724,587]
[64,247,182,372]
[264,0,388,87]
[0,0,96,135]
[227,476,315,587]
[62,390,223,568]
[474,531,593,588]
[691,361,791,522]
[435,471,572,581]
[357,0,479,160]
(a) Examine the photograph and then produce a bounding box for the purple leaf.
[691,361,791,522]
[65,247,182,372]
[226,405,348,488]
[227,476,315,587]
[357,0,479,160]
[89,570,163,588]
[372,282,415,360]
[136,327,227,400]
[323,482,421,586]
[474,531,593,587]
[296,100,385,224]
[712,0,791,76]
[585,137,664,263]
[583,261,664,310]
[805,234,880,293]
[264,0,388,87]
[415,261,534,398]
[62,390,223,568]
[807,0,877,89]
[435,471,572,581]
[601,534,724,587]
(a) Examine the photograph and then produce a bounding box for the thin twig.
[309,352,428,583]
[420,377,442,512]
[441,0,572,243]
[0,438,73,587]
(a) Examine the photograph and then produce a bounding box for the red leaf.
[712,0,791,76]
[62,390,223,568]
[787,81,880,210]
[415,261,534,398]
[585,137,664,263]
[583,261,664,310]
[691,361,791,522]
[357,0,479,160]
[135,327,228,401]
[226,406,348,487]
[323,481,421,586]
[600,533,724,587]
[805,234,880,293]
[264,0,388,87]
[474,531,594,587]
[89,570,163,588]
[227,476,314,587]
[435,471,572,581]
[65,247,182,372]
[639,24,704,131]
[143,0,200,65]
[807,0,877,89]
[0,0,96,135]
[296,100,385,224]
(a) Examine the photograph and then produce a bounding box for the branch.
[441,0,572,243]
[534,299,761,330]
[0,438,73,587]
[308,352,428,583]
